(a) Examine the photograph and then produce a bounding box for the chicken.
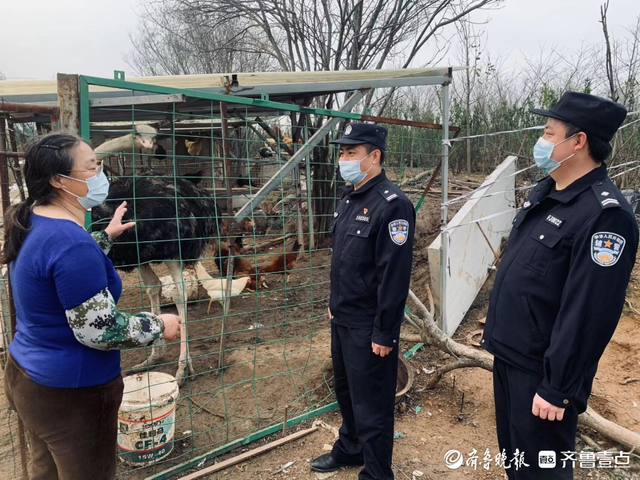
[184,169,206,186]
[219,219,255,238]
[265,125,294,151]
[193,263,251,313]
[185,138,204,156]
[213,238,264,291]
[265,137,293,149]
[259,240,302,284]
[236,176,259,188]
[258,146,275,158]
[154,144,167,160]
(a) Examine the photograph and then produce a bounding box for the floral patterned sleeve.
[91,230,113,254]
[65,288,164,351]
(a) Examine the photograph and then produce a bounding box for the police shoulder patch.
[591,182,621,209]
[591,232,626,267]
[389,219,409,245]
[378,187,399,202]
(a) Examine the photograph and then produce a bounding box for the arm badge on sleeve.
[591,232,625,267]
[389,219,410,246]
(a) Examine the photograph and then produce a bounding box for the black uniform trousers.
[330,322,399,480]
[493,357,579,480]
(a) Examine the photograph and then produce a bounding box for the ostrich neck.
[94,134,136,160]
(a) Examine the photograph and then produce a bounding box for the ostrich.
[93,124,157,159]
[92,126,222,383]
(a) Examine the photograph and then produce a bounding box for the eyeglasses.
[69,163,104,176]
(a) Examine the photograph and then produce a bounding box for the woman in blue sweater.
[1,133,182,480]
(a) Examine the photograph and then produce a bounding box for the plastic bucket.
[117,372,179,465]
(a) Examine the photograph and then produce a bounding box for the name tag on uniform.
[355,215,370,223]
[545,214,564,228]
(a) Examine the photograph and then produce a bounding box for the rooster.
[213,238,264,291]
[265,126,292,149]
[258,240,302,284]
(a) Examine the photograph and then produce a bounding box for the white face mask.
[59,164,110,210]
[338,151,375,184]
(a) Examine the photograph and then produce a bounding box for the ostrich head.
[134,124,157,150]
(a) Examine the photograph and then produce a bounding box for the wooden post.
[282,406,289,436]
[178,426,318,480]
[57,74,80,134]
[5,118,26,202]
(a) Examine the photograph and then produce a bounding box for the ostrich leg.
[167,261,194,384]
[130,264,165,371]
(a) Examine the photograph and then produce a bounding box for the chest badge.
[355,207,370,222]
[544,214,564,228]
[591,232,626,267]
[389,219,410,245]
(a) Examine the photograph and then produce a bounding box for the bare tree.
[454,16,485,173]
[139,1,503,111]
[600,1,618,102]
[126,6,273,75]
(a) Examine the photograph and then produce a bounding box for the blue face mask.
[339,151,374,185]
[60,164,110,210]
[533,134,577,175]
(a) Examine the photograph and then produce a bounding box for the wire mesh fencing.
[66,78,451,478]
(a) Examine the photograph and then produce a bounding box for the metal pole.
[439,83,451,332]
[304,121,315,250]
[218,101,236,369]
[234,89,367,222]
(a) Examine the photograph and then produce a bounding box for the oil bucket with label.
[117,372,179,465]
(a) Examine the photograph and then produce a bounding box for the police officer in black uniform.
[481,92,638,479]
[310,123,415,479]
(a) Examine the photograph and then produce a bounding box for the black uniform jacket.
[329,171,416,348]
[481,163,638,413]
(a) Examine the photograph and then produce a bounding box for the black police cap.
[530,92,627,142]
[330,122,388,151]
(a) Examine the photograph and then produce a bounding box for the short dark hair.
[362,143,385,165]
[559,120,612,163]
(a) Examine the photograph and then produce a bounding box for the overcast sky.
[1,0,638,80]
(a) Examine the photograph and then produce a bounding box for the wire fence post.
[303,122,315,251]
[439,82,451,332]
[219,101,236,370]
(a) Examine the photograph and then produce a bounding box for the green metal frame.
[78,75,362,142]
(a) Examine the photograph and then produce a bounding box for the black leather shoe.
[310,453,345,472]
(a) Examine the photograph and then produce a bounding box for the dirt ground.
[0,174,639,480]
